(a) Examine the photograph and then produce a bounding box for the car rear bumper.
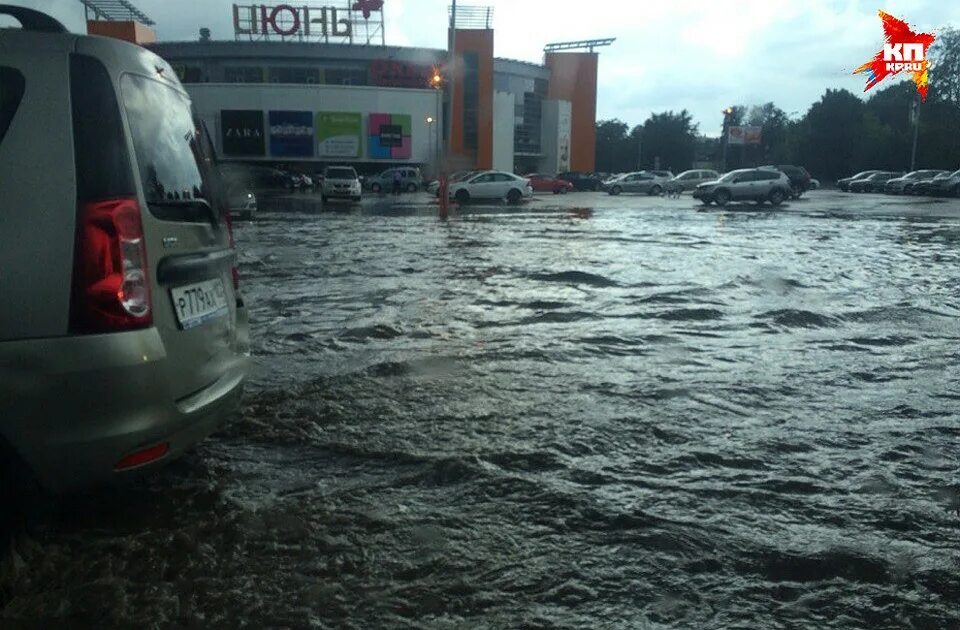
[324,189,361,199]
[0,325,248,492]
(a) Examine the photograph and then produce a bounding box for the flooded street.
[4,191,960,628]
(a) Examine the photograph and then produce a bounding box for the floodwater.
[3,193,960,628]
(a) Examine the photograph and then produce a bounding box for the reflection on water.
[4,200,960,628]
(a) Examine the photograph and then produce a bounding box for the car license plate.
[171,279,229,330]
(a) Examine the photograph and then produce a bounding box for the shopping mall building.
[87,2,607,175]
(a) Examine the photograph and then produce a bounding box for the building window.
[224,67,264,83]
[462,52,479,151]
[173,65,204,83]
[325,68,368,86]
[513,78,547,155]
[268,67,321,84]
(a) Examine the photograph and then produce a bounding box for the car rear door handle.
[157,249,236,286]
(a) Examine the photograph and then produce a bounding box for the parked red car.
[525,173,575,194]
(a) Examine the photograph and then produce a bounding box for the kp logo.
[854,10,936,101]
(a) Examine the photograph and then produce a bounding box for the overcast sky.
[14,0,959,135]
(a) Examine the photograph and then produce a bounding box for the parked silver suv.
[0,7,249,493]
[321,165,362,202]
[693,168,792,206]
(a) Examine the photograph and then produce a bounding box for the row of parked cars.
[837,169,960,196]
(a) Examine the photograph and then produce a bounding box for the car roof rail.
[0,5,69,33]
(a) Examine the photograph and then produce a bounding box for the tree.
[635,110,699,173]
[798,89,867,179]
[929,27,960,105]
[594,119,633,173]
[747,102,790,164]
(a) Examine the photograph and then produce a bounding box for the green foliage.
[930,27,960,105]
[594,119,635,173]
[636,110,699,173]
[595,34,960,179]
[595,111,699,174]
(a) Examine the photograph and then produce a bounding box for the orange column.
[449,29,494,170]
[87,20,157,44]
[545,52,598,173]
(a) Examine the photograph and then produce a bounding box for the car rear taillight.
[71,198,152,333]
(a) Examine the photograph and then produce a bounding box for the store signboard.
[316,112,363,158]
[269,111,314,157]
[221,110,265,156]
[557,104,571,173]
[368,113,411,159]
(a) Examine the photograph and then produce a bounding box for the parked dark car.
[849,171,904,193]
[764,165,812,198]
[931,169,960,197]
[837,170,881,192]
[884,170,948,194]
[901,171,948,195]
[557,171,602,191]
[220,164,297,195]
[911,171,954,196]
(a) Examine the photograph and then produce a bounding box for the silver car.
[0,7,249,493]
[367,167,423,193]
[666,169,721,193]
[692,168,793,206]
[605,171,670,196]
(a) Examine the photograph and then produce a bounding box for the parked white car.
[449,171,534,204]
[321,166,362,203]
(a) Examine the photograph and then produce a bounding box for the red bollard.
[438,175,449,219]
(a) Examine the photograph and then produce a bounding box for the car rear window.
[326,167,357,179]
[70,55,136,203]
[0,66,24,147]
[121,73,216,221]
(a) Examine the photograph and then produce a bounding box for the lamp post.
[721,107,734,172]
[909,95,920,172]
[425,115,437,170]
[447,0,457,161]
[430,71,442,168]
[636,128,642,171]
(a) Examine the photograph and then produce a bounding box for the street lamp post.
[910,96,920,172]
[721,107,734,172]
[636,129,642,171]
[430,71,442,170]
[425,115,438,171]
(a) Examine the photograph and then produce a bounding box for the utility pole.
[636,130,642,171]
[438,0,457,217]
[446,0,457,161]
[910,95,920,172]
[721,107,733,172]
